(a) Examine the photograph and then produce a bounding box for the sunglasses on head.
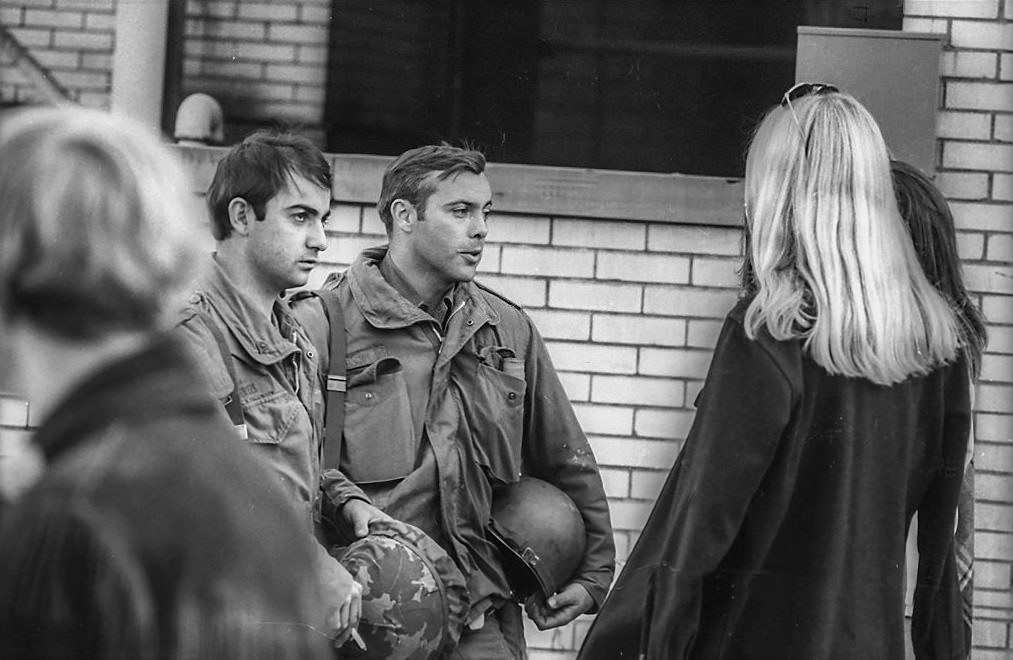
[781,82,839,108]
[780,82,839,153]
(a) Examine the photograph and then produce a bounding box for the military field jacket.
[294,246,616,611]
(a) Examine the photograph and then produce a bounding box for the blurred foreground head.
[0,105,200,339]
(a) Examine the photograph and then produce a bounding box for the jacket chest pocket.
[342,355,416,484]
[240,388,302,445]
[459,347,526,485]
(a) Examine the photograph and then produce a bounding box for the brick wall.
[0,0,1010,657]
[903,2,1013,657]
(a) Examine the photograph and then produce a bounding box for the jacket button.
[507,392,517,400]
[364,392,373,400]
[467,319,474,326]
[307,351,314,359]
[257,341,268,351]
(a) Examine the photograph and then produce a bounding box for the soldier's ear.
[227,197,252,236]
[391,199,416,234]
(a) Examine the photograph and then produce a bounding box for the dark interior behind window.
[325,0,902,177]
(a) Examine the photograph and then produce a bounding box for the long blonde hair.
[743,92,959,385]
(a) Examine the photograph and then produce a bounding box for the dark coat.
[0,335,331,660]
[578,298,969,660]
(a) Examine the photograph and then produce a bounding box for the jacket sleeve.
[517,317,615,610]
[289,294,371,511]
[911,360,970,660]
[578,315,794,660]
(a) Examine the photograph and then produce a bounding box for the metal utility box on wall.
[795,26,943,176]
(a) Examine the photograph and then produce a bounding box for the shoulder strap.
[315,288,347,470]
[190,306,248,440]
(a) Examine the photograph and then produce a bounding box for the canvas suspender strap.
[192,308,248,440]
[316,289,346,471]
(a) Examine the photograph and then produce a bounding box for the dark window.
[324,0,901,177]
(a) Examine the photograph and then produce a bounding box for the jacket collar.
[32,335,218,462]
[347,245,501,331]
[198,256,300,365]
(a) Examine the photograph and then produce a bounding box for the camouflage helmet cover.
[336,519,469,660]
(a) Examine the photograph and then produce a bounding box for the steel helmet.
[487,476,586,600]
[336,519,469,660]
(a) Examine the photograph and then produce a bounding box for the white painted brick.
[986,326,1013,355]
[630,469,669,501]
[299,4,332,23]
[950,19,1013,50]
[978,502,1013,532]
[976,471,1013,503]
[936,170,990,199]
[996,114,1013,143]
[318,235,378,266]
[548,280,642,313]
[547,341,638,375]
[75,90,109,109]
[476,246,501,275]
[203,19,266,41]
[8,27,53,48]
[691,256,740,288]
[32,49,79,69]
[1002,53,1013,81]
[988,233,1013,262]
[489,214,550,245]
[187,1,236,19]
[607,498,659,531]
[237,2,299,22]
[553,218,645,250]
[643,285,738,318]
[0,8,23,25]
[978,441,1013,475]
[591,313,686,347]
[901,17,950,34]
[52,0,111,9]
[24,8,83,29]
[946,81,1013,112]
[265,63,325,85]
[325,204,362,233]
[905,0,999,19]
[200,60,263,80]
[4,0,54,7]
[360,207,385,236]
[475,275,546,307]
[293,85,325,104]
[526,309,591,341]
[956,230,985,259]
[596,251,690,284]
[976,383,1013,413]
[591,375,685,407]
[268,22,328,44]
[598,468,631,498]
[80,52,110,71]
[297,44,329,65]
[937,110,993,140]
[950,201,1013,230]
[976,531,1013,561]
[974,618,1010,648]
[228,41,297,63]
[573,404,634,436]
[501,246,594,278]
[52,29,113,51]
[687,318,724,349]
[56,69,109,89]
[982,294,1013,323]
[944,142,1013,172]
[82,11,114,31]
[964,263,1013,295]
[975,560,1012,593]
[634,409,696,441]
[649,224,742,255]
[981,353,1013,383]
[556,371,590,402]
[639,347,714,380]
[941,50,998,78]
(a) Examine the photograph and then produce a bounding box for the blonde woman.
[578,88,968,659]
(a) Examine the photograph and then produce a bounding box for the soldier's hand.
[324,562,362,647]
[524,583,594,630]
[342,498,394,538]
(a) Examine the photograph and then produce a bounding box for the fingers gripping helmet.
[487,476,587,600]
[336,520,468,660]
